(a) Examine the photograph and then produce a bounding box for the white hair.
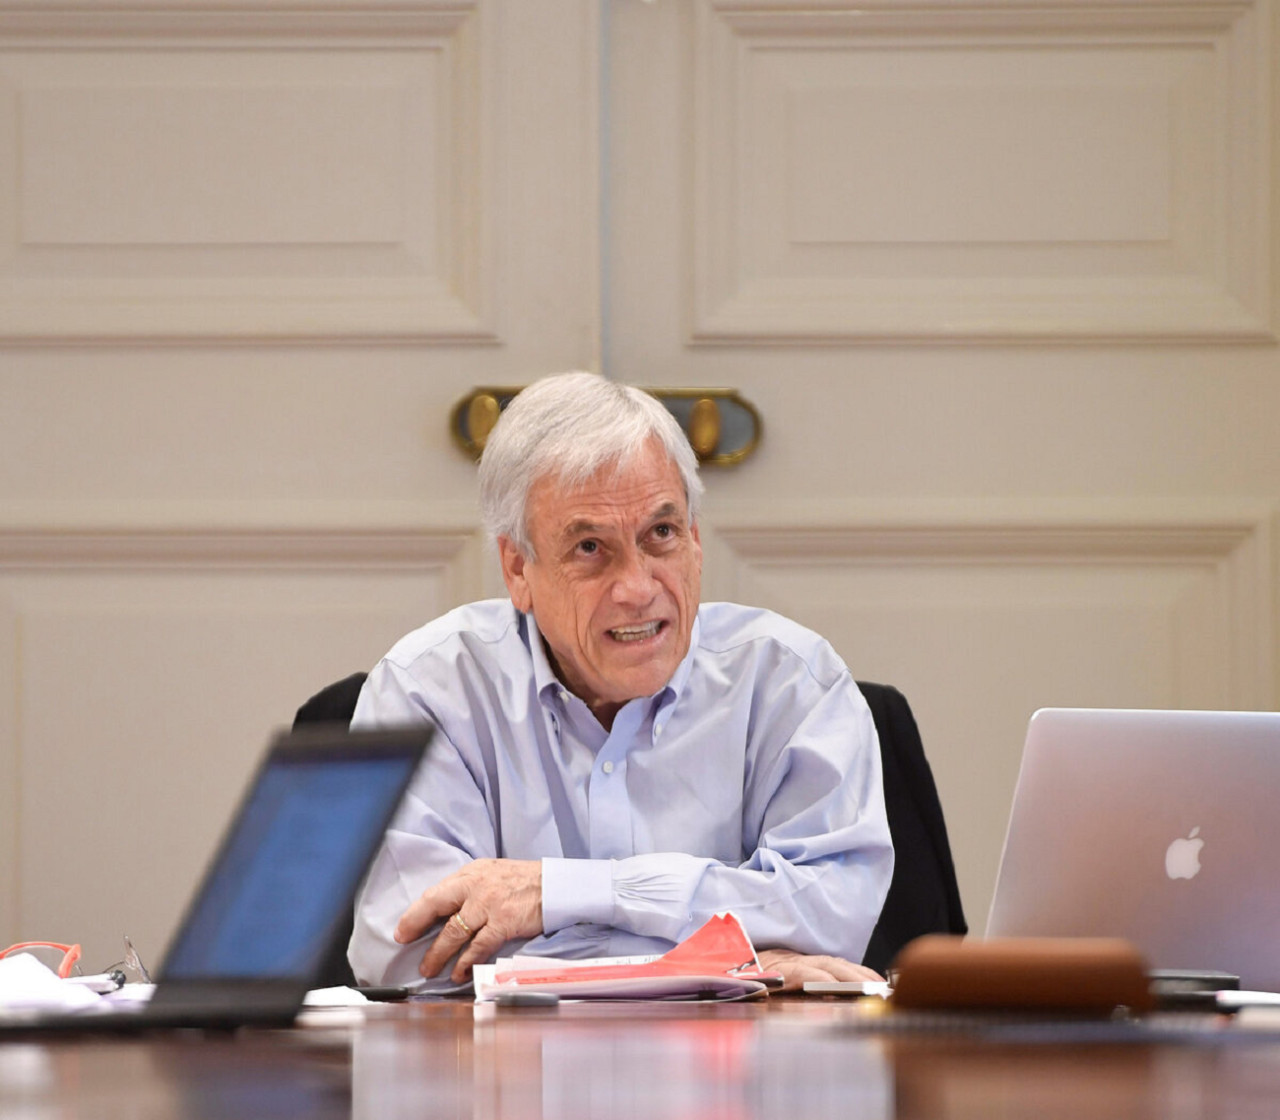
[478,372,704,556]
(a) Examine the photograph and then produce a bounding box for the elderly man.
[349,372,893,990]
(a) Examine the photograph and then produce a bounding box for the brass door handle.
[450,386,761,466]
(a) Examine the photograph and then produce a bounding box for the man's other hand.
[395,858,542,984]
[756,948,883,992]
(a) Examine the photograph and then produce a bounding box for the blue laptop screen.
[163,753,417,980]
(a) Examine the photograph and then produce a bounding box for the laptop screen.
[162,736,425,982]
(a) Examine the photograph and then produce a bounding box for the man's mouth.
[608,621,664,643]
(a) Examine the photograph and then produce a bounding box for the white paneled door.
[1,0,1277,968]
[606,0,1278,931]
[0,0,599,966]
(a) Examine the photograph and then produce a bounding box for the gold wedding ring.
[451,912,473,938]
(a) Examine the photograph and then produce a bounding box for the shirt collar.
[523,611,566,701]
[661,611,700,707]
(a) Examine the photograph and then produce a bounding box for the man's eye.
[576,540,598,556]
[653,524,674,540]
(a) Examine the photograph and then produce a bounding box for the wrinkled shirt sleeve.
[347,662,504,988]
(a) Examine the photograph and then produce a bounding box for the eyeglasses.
[104,934,153,985]
[0,941,83,978]
[1,935,152,984]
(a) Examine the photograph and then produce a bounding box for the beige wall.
[2,0,1277,968]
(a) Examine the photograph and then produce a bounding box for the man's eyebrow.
[560,519,605,541]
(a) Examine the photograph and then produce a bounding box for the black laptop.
[0,724,430,1034]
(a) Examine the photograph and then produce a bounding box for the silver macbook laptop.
[987,708,1280,992]
[1,724,431,1034]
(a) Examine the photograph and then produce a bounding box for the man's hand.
[395,859,542,984]
[756,949,883,993]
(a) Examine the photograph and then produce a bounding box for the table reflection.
[352,1002,891,1120]
[0,1031,352,1120]
[347,1002,1280,1120]
[9,1000,1280,1119]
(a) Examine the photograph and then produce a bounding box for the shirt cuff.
[541,857,615,932]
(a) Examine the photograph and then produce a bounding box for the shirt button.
[654,723,664,738]
[602,761,614,775]
[559,690,570,704]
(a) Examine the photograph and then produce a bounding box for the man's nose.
[611,549,660,605]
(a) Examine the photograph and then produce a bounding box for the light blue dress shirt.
[348,599,893,987]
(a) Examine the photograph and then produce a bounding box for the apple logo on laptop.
[1165,827,1204,880]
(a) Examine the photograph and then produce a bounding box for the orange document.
[474,913,782,1002]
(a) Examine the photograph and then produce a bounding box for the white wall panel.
[703,505,1274,933]
[22,86,410,245]
[694,0,1270,341]
[0,1,497,340]
[0,525,483,963]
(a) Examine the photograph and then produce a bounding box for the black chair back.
[857,681,967,975]
[293,672,369,987]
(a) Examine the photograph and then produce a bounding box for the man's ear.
[498,536,533,614]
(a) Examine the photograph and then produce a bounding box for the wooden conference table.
[4,996,1280,1119]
